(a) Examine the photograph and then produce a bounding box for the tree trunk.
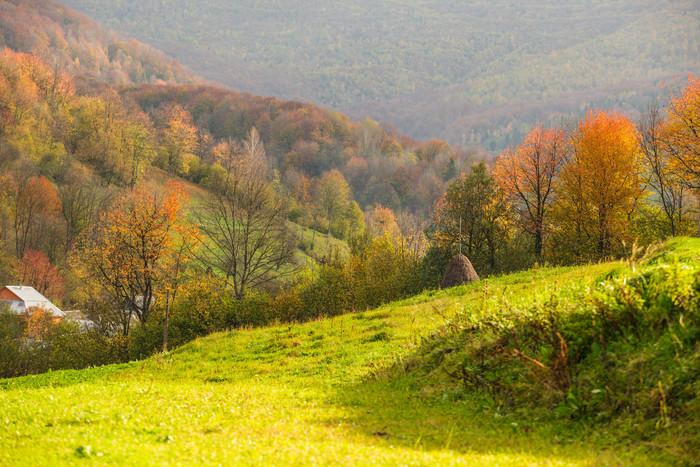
[326,209,333,255]
[162,291,170,353]
[534,227,543,258]
[697,194,700,237]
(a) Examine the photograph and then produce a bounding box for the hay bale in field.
[441,254,479,289]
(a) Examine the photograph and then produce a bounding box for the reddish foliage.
[15,249,64,302]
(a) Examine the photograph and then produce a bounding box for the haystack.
[441,254,479,289]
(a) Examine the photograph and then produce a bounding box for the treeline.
[0,47,473,296]
[427,75,700,276]
[0,0,198,86]
[0,47,466,373]
[118,84,486,218]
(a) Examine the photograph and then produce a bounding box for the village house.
[0,285,64,319]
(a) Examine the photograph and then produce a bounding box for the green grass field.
[5,244,689,465]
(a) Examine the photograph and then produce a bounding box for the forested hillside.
[0,0,199,85]
[60,0,700,149]
[2,2,699,464]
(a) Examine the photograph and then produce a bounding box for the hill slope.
[60,0,700,149]
[4,239,700,464]
[0,0,199,85]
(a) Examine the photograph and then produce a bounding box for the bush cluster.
[130,234,426,356]
[0,233,428,372]
[0,305,127,378]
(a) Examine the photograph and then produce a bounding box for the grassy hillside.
[60,0,699,149]
[143,166,349,270]
[4,239,699,464]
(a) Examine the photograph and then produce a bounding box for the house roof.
[0,285,64,317]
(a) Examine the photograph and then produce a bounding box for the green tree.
[315,169,351,249]
[429,162,510,273]
[443,157,457,181]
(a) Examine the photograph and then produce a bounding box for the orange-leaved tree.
[365,204,401,239]
[664,75,700,188]
[73,182,200,335]
[663,75,700,234]
[555,110,642,258]
[494,125,568,257]
[15,249,64,302]
[12,176,62,258]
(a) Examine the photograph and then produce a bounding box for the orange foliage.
[14,176,62,257]
[75,182,200,327]
[366,204,401,239]
[664,74,700,187]
[23,306,57,342]
[15,249,64,302]
[494,125,568,256]
[556,110,642,256]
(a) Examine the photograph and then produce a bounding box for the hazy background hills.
[0,0,200,86]
[60,0,699,151]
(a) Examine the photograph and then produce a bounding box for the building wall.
[0,299,25,314]
[0,288,20,300]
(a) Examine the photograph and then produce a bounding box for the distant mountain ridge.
[58,0,699,150]
[0,0,200,86]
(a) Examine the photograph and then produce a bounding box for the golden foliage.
[665,74,700,188]
[73,182,200,327]
[554,110,642,256]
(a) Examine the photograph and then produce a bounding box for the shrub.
[0,303,129,377]
[0,304,26,378]
[346,234,422,309]
[299,263,350,317]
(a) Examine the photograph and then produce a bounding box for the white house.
[0,285,64,318]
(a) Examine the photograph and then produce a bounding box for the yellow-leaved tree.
[554,110,642,258]
[664,75,700,235]
[73,182,200,335]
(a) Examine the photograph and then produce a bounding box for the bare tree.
[396,210,428,258]
[59,165,116,251]
[196,128,297,299]
[638,104,689,236]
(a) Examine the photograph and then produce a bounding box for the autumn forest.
[0,0,698,369]
[1,0,700,464]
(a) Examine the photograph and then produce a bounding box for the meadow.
[1,239,699,465]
